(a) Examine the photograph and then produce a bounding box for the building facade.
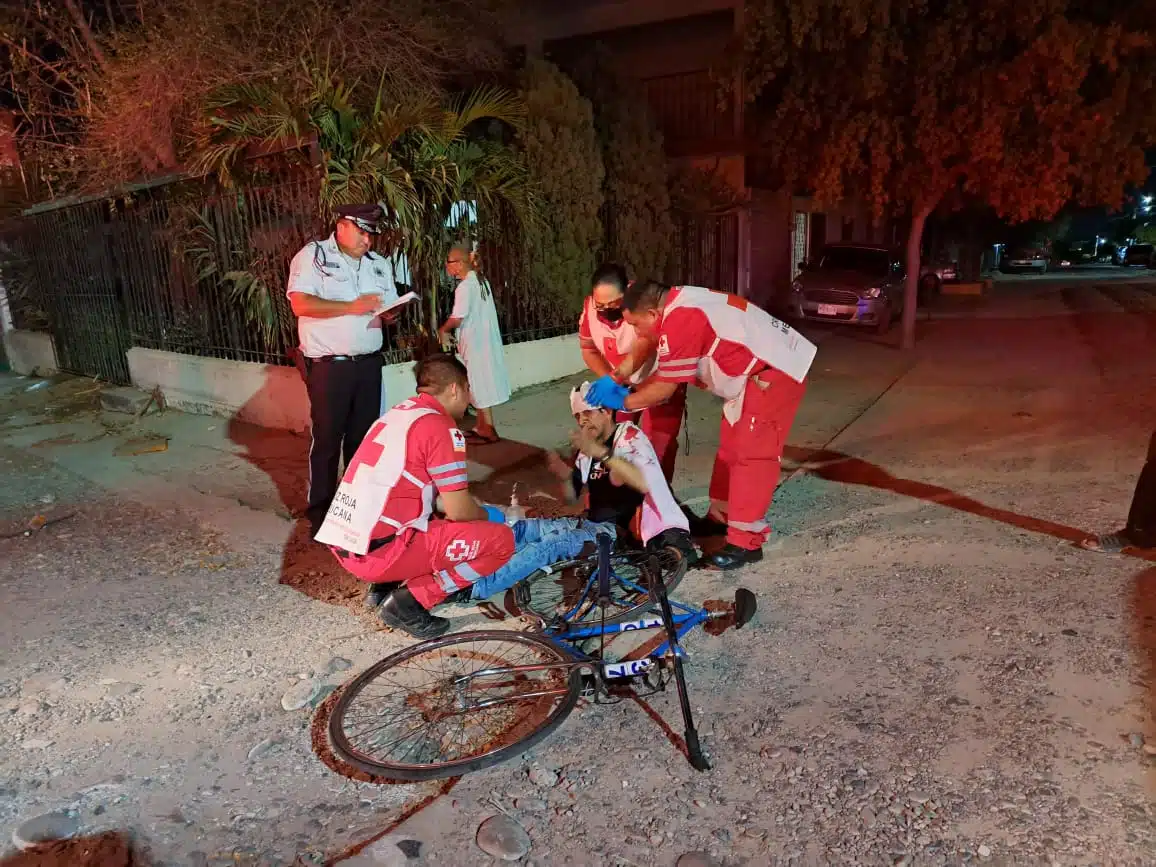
[516,0,890,311]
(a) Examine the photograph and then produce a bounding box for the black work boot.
[364,582,396,610]
[706,543,764,571]
[379,586,451,639]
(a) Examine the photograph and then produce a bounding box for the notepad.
[376,291,418,316]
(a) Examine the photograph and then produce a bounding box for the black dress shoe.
[379,586,451,639]
[706,543,764,571]
[364,582,397,610]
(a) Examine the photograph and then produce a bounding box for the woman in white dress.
[438,243,511,443]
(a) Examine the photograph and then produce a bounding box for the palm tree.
[190,61,539,340]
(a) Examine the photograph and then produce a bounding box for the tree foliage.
[566,46,673,283]
[519,56,605,314]
[738,0,1156,347]
[1,0,515,196]
[189,64,538,335]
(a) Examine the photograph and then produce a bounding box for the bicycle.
[327,533,757,781]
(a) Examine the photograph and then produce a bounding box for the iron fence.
[15,174,578,383]
[671,211,739,293]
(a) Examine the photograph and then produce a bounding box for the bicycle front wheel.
[515,546,688,627]
[328,630,582,781]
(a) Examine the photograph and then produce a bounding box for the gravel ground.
[2,279,1156,865]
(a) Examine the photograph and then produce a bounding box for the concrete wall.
[127,334,586,433]
[2,329,59,376]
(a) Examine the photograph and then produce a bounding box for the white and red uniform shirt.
[655,286,817,420]
[578,297,656,385]
[314,393,469,554]
[573,422,689,544]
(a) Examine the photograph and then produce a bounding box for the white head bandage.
[570,382,596,415]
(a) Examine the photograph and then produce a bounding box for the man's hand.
[349,293,382,315]
[378,308,401,325]
[586,375,629,411]
[439,331,454,352]
[545,449,572,480]
[569,429,610,461]
[440,488,488,522]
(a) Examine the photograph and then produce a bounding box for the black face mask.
[597,307,624,324]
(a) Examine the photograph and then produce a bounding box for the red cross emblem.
[657,334,670,356]
[342,420,387,483]
[450,428,466,452]
[445,539,471,562]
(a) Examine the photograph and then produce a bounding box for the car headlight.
[791,280,803,293]
[863,287,882,298]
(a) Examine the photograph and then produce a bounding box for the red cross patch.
[450,428,467,452]
[657,334,670,357]
[445,539,474,562]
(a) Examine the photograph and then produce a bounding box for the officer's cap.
[335,203,386,235]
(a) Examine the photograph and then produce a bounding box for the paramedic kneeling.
[314,354,514,638]
[586,281,817,571]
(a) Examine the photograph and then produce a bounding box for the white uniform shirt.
[286,234,405,358]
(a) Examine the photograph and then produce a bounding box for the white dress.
[451,270,511,409]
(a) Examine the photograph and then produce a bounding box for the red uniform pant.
[334,519,516,610]
[708,369,806,550]
[615,382,686,482]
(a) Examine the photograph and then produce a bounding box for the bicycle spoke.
[333,635,577,773]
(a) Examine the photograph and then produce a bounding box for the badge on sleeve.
[450,428,467,452]
[658,334,670,357]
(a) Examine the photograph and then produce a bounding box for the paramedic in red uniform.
[586,281,817,571]
[315,354,611,638]
[579,264,685,481]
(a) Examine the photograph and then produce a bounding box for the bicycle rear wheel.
[514,546,687,627]
[328,630,581,781]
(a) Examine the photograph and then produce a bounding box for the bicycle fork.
[648,554,711,772]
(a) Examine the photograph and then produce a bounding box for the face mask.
[597,307,624,324]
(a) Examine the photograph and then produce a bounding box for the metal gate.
[671,212,739,292]
[22,201,133,384]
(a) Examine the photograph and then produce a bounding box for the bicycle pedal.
[513,580,532,612]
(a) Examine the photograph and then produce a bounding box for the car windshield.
[816,247,890,276]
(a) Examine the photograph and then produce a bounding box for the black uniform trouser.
[304,353,384,529]
[1125,433,1156,548]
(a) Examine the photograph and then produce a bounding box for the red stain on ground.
[0,833,140,867]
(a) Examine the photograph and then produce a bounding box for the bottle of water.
[505,485,526,526]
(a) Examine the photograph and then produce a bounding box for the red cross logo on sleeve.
[342,420,387,483]
[445,539,471,562]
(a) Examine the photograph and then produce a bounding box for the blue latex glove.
[483,505,506,523]
[586,375,629,411]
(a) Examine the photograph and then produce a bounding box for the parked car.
[918,259,958,300]
[1000,247,1049,274]
[788,243,904,335]
[1116,243,1154,267]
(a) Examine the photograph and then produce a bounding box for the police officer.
[286,203,404,536]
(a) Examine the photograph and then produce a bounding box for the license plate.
[817,304,840,316]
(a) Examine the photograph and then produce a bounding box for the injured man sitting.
[316,353,616,640]
[547,382,695,560]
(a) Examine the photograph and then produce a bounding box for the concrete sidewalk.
[0,327,913,553]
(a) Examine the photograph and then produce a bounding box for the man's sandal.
[1078,532,1132,554]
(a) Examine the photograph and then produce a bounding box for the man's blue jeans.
[469,518,616,601]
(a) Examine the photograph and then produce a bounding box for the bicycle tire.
[328,630,582,781]
[515,546,687,626]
